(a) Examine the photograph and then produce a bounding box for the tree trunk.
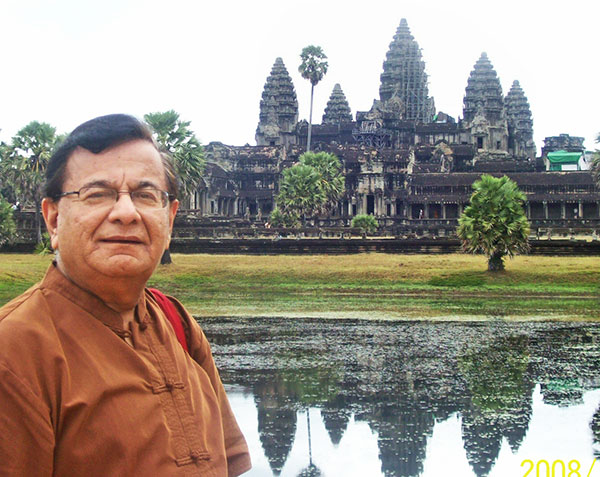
[487,252,505,272]
[160,249,172,265]
[307,84,314,152]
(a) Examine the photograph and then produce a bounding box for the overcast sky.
[1,0,598,155]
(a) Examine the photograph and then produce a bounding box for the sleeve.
[168,298,252,477]
[0,363,55,477]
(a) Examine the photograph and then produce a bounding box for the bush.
[351,214,378,235]
[270,207,299,228]
[34,232,53,255]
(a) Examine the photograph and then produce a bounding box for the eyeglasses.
[58,186,174,209]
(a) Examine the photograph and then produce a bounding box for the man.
[0,114,251,476]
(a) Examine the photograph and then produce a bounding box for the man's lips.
[100,236,144,244]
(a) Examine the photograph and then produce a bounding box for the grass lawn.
[1,253,598,320]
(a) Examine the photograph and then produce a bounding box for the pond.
[200,318,600,477]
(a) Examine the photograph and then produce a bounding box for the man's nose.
[107,192,141,223]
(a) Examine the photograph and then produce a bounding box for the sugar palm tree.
[144,110,205,204]
[457,174,530,271]
[144,110,205,264]
[298,151,344,214]
[276,163,325,226]
[1,121,61,243]
[298,46,328,152]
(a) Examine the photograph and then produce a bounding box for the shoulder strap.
[147,288,189,353]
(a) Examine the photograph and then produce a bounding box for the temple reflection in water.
[201,319,600,477]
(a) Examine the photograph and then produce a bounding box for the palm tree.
[457,174,530,271]
[144,110,205,205]
[276,163,325,226]
[1,121,60,243]
[298,46,328,152]
[299,151,344,214]
[144,110,205,264]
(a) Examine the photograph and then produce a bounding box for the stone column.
[442,203,447,220]
[579,201,583,219]
[561,202,565,219]
[527,202,531,219]
[543,200,548,219]
[362,195,367,215]
[424,203,430,219]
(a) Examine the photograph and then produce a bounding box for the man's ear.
[42,198,59,250]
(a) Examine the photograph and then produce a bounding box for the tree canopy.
[0,121,62,243]
[298,45,328,86]
[144,110,205,202]
[299,151,344,213]
[351,214,378,236]
[457,174,530,271]
[272,151,344,227]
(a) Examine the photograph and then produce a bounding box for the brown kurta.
[0,264,251,477]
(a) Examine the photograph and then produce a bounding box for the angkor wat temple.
[184,18,598,239]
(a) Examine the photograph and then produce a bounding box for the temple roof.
[410,171,595,186]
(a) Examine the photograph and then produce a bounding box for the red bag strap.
[148,288,189,353]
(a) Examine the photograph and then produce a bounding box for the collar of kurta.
[40,262,149,333]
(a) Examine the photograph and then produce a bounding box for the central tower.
[379,18,435,123]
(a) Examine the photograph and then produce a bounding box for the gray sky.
[1,0,598,154]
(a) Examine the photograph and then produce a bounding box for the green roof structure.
[547,150,582,171]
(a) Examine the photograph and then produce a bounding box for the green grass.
[0,253,598,320]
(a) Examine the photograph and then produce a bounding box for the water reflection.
[200,318,600,477]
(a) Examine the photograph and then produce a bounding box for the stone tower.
[322,84,353,124]
[255,57,298,146]
[379,18,435,123]
[463,52,509,153]
[505,80,536,160]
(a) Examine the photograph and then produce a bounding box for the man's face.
[43,139,178,284]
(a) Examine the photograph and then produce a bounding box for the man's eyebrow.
[78,180,161,189]
[137,180,160,189]
[80,179,112,189]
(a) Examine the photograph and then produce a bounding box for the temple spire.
[379,18,434,122]
[255,57,298,146]
[463,52,509,153]
[322,83,353,124]
[505,80,536,160]
[463,52,504,125]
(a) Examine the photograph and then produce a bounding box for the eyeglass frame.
[57,186,176,209]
